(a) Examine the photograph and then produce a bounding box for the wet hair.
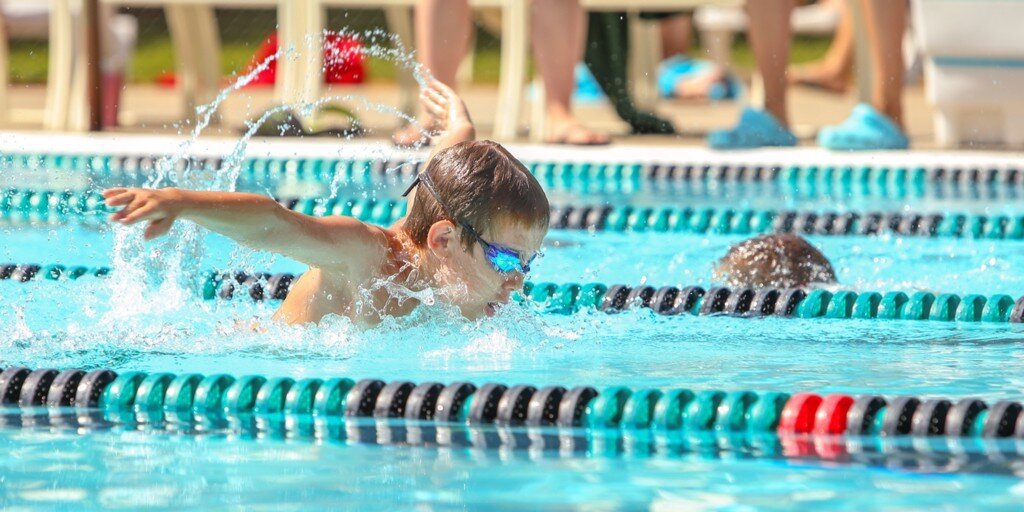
[713,234,837,289]
[403,140,549,250]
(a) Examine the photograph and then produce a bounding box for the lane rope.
[1,366,1021,442]
[7,188,1024,240]
[6,151,1024,190]
[4,263,1024,324]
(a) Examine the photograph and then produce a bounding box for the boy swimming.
[714,233,837,289]
[103,80,549,326]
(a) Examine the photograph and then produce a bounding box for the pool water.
[5,220,1024,295]
[5,424,1023,510]
[4,150,1024,509]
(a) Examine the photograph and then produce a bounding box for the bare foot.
[788,63,850,94]
[545,121,611,146]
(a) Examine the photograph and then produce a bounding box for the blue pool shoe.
[707,108,798,149]
[817,103,909,151]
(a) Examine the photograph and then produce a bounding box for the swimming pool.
[3,133,1024,509]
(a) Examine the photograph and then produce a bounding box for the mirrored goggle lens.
[486,246,527,274]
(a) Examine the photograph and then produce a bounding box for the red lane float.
[813,394,855,435]
[778,393,823,434]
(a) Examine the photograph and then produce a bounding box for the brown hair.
[714,234,837,289]
[403,140,549,250]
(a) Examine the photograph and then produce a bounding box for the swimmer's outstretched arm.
[101,188,385,272]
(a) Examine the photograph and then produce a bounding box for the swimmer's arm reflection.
[101,187,385,273]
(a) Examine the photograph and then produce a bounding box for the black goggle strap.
[401,176,420,198]
[403,173,486,243]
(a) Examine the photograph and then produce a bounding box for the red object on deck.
[155,33,366,87]
[247,32,366,86]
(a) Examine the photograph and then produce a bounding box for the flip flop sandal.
[817,103,909,151]
[707,107,798,150]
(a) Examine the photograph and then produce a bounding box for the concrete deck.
[0,80,995,151]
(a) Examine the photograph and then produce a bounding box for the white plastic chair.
[302,0,529,140]
[46,0,307,131]
[912,0,1024,148]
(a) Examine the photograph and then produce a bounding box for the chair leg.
[165,5,200,120]
[299,1,326,112]
[276,0,306,108]
[67,0,89,131]
[189,5,222,121]
[45,0,77,131]
[494,0,529,141]
[628,13,659,111]
[932,108,957,148]
[384,5,418,118]
[701,29,735,68]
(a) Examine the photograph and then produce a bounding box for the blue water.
[5,424,1023,510]
[4,165,1024,509]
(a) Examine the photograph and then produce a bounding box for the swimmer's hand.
[103,187,183,240]
[420,78,475,150]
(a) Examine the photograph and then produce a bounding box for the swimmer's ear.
[426,220,458,257]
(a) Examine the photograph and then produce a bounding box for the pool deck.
[0,80,1013,152]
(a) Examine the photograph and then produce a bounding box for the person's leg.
[747,0,795,127]
[816,0,907,150]
[416,0,472,87]
[789,0,853,93]
[860,0,905,127]
[660,14,692,59]
[707,0,796,149]
[532,0,609,145]
[393,0,473,146]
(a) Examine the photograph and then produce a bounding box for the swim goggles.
[403,173,538,275]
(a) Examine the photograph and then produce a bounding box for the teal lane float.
[1,366,1022,441]
[4,263,1024,323]
[7,187,1024,239]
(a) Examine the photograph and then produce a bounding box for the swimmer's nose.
[502,270,525,290]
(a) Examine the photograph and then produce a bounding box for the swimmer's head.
[403,140,549,318]
[713,234,837,289]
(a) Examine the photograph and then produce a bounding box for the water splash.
[102,27,431,326]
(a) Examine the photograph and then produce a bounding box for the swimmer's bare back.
[272,226,420,327]
[272,268,360,325]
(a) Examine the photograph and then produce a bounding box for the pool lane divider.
[4,263,1024,324]
[6,151,1024,191]
[1,366,1023,442]
[8,187,1024,240]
